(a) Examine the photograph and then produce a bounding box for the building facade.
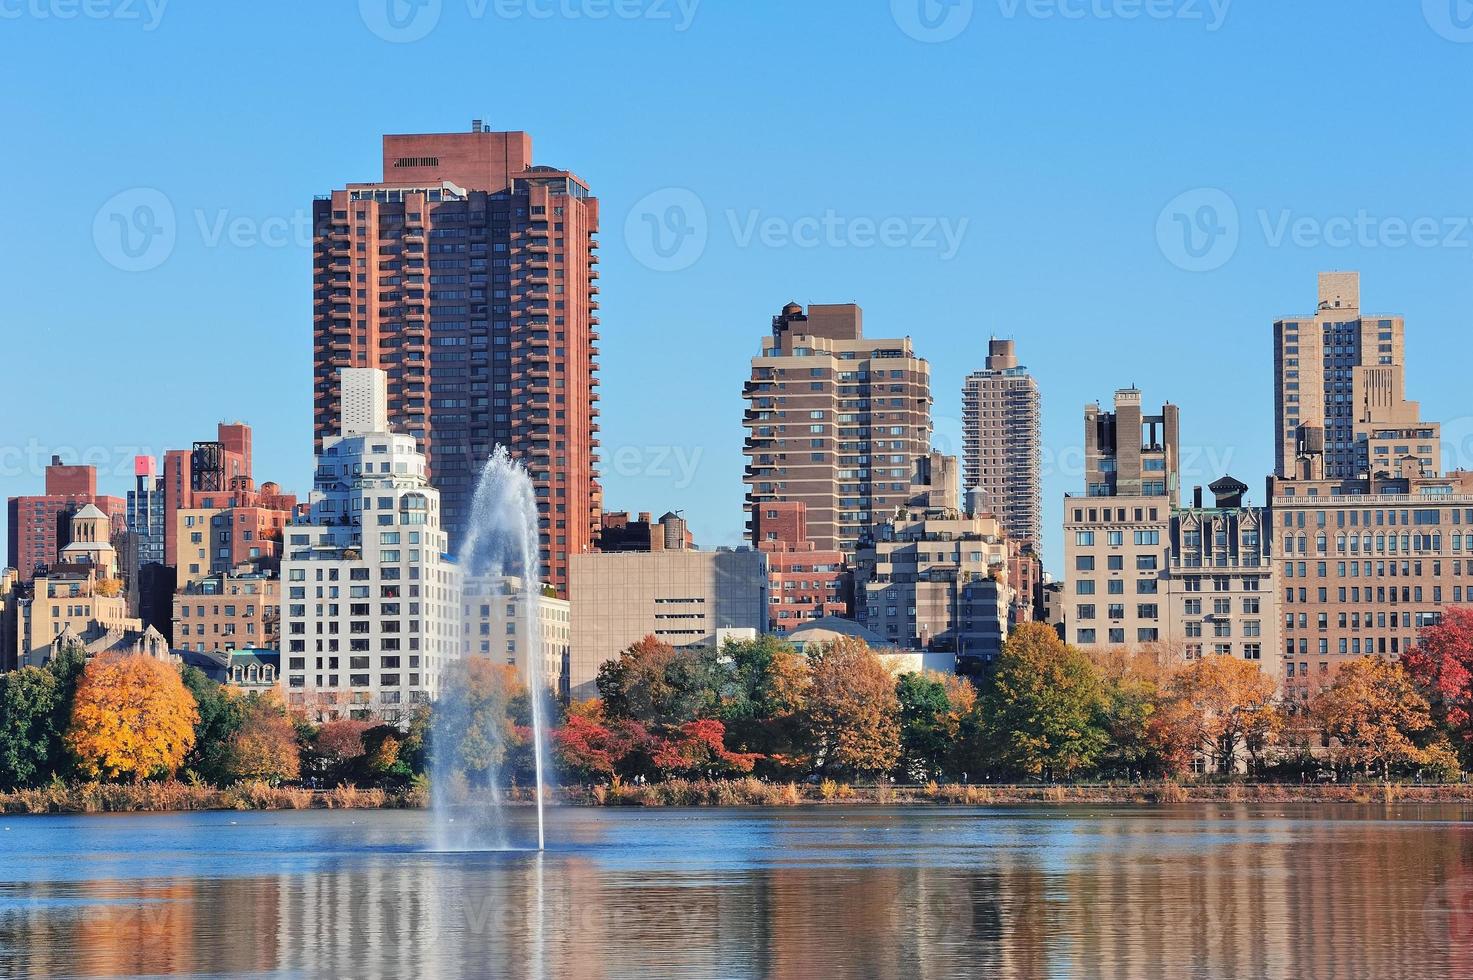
[597,510,693,552]
[1167,478,1279,679]
[173,570,281,654]
[757,501,847,635]
[281,369,460,725]
[962,338,1042,548]
[312,124,602,595]
[742,302,932,556]
[162,422,254,568]
[6,457,125,583]
[1065,389,1179,650]
[126,455,166,568]
[853,454,1013,670]
[1273,272,1435,481]
[461,576,571,701]
[568,549,769,699]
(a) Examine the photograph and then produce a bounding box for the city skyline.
[3,3,1473,579]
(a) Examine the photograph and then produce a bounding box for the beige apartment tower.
[1274,272,1437,481]
[742,302,932,556]
[962,339,1042,548]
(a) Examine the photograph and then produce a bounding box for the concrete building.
[281,368,460,725]
[8,565,159,668]
[1274,272,1435,481]
[853,454,1013,671]
[461,576,571,701]
[173,570,281,654]
[568,549,769,699]
[962,338,1042,548]
[173,484,297,587]
[6,457,125,583]
[742,301,932,556]
[1167,477,1279,678]
[1065,389,1179,650]
[757,501,848,635]
[597,510,693,552]
[312,124,603,596]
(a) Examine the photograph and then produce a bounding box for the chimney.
[1193,486,1203,509]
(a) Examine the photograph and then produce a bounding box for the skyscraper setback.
[742,302,932,556]
[312,124,601,595]
[962,338,1042,548]
[1273,271,1436,481]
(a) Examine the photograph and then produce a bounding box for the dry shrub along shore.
[5,779,1472,815]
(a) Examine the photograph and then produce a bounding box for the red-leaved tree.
[650,720,761,779]
[1404,608,1473,749]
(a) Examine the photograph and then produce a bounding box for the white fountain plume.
[434,447,551,851]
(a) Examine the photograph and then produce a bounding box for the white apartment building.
[281,369,460,724]
[462,576,571,702]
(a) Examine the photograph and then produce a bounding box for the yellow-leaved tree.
[67,655,199,782]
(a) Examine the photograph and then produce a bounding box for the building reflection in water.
[2,806,1471,979]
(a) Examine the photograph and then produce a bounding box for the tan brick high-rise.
[313,124,601,596]
[742,302,932,556]
[962,338,1042,548]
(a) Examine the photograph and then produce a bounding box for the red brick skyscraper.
[312,124,602,595]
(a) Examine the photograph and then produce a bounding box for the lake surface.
[2,804,1472,979]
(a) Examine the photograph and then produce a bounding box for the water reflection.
[1,806,1471,979]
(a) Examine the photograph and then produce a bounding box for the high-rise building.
[461,576,571,701]
[6,457,126,583]
[162,422,255,568]
[312,124,602,596]
[281,369,461,724]
[742,302,932,556]
[962,338,1042,548]
[1273,272,1436,481]
[852,453,1013,669]
[126,456,166,568]
[1065,389,1179,650]
[173,570,281,655]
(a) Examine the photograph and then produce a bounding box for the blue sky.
[2,0,1471,574]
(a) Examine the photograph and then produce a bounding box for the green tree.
[0,667,63,789]
[719,635,812,776]
[895,672,954,782]
[181,666,245,785]
[982,624,1109,780]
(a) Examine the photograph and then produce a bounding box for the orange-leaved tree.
[1310,656,1436,779]
[805,636,900,779]
[227,693,302,785]
[1164,655,1280,775]
[67,655,199,782]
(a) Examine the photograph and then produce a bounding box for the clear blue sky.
[2,1,1471,575]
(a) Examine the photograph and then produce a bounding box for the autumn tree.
[650,720,761,779]
[1311,657,1438,779]
[0,666,63,789]
[1404,608,1473,758]
[981,624,1109,780]
[719,635,812,776]
[1164,655,1280,775]
[431,658,529,788]
[804,637,901,780]
[227,694,302,785]
[66,655,199,782]
[596,636,729,725]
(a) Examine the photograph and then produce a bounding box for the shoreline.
[5,779,1473,815]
